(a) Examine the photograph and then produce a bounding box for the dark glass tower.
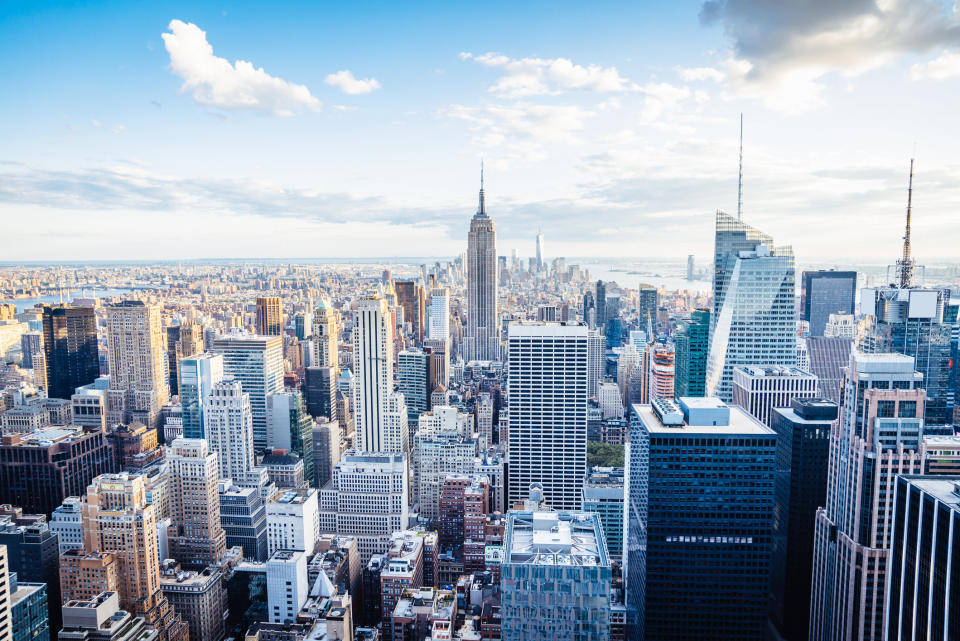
[674,309,710,397]
[41,304,99,400]
[801,270,857,336]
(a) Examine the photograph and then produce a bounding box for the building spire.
[896,158,916,288]
[477,160,487,217]
[737,113,743,221]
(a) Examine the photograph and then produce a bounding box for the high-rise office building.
[804,336,854,403]
[310,419,342,489]
[255,297,283,337]
[293,312,311,342]
[317,451,410,564]
[595,281,606,335]
[427,287,449,342]
[769,397,838,641]
[265,550,308,624]
[265,488,319,556]
[801,271,857,336]
[501,511,611,641]
[9,571,49,641]
[637,284,658,332]
[648,341,675,401]
[218,481,267,562]
[310,299,340,370]
[412,406,478,519]
[41,304,99,402]
[76,472,187,641]
[627,397,776,640]
[674,309,710,397]
[465,175,499,362]
[104,302,170,429]
[731,365,818,426]
[204,380,254,481]
[213,332,284,453]
[0,427,116,516]
[861,286,953,426]
[507,323,588,510]
[178,353,224,439]
[885,475,960,640]
[303,366,337,422]
[706,212,796,401]
[0,544,10,641]
[587,329,604,398]
[582,466,624,561]
[166,323,203,396]
[158,561,225,641]
[166,438,227,569]
[395,281,426,343]
[423,337,450,393]
[810,352,929,641]
[0,515,60,634]
[535,229,544,272]
[397,350,428,421]
[266,392,314,483]
[352,296,394,453]
[687,254,695,280]
[58,592,159,641]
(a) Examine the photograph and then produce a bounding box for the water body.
[2,289,138,313]
[582,260,712,294]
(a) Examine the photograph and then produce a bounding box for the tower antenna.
[737,113,743,221]
[896,159,916,288]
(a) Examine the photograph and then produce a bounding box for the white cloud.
[693,0,960,112]
[461,51,637,97]
[161,19,321,116]
[638,82,692,122]
[447,102,593,146]
[911,50,960,79]
[324,70,382,95]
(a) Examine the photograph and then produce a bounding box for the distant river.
[1,288,138,313]
[582,260,712,294]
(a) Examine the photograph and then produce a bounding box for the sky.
[1,0,959,264]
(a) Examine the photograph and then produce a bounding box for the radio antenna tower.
[737,113,743,221]
[895,159,916,288]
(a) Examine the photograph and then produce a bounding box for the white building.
[318,451,409,563]
[265,488,319,557]
[507,322,588,510]
[731,365,819,427]
[597,382,624,420]
[213,332,284,453]
[383,392,409,455]
[50,496,84,554]
[352,296,394,453]
[824,313,856,338]
[266,549,309,624]
[413,407,478,519]
[587,330,604,399]
[204,380,255,481]
[427,287,450,342]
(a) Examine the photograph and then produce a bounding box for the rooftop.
[505,511,608,567]
[633,400,773,436]
[734,365,815,378]
[507,321,588,337]
[900,475,960,510]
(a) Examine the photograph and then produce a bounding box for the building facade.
[465,178,499,361]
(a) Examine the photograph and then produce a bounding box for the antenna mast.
[737,113,743,221]
[895,159,916,288]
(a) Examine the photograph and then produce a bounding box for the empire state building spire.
[476,160,487,217]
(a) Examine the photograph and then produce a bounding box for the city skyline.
[3,2,960,261]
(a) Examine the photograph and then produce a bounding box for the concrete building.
[310,299,340,371]
[380,531,425,641]
[731,365,819,426]
[311,419,342,489]
[266,550,308,624]
[266,488,319,556]
[58,592,158,641]
[647,342,675,401]
[352,296,395,454]
[104,302,170,429]
[205,380,255,481]
[50,497,84,554]
[582,466,624,561]
[501,511,611,641]
[412,407,478,520]
[166,438,227,569]
[627,397,776,640]
[159,563,226,641]
[318,452,409,564]
[218,480,268,562]
[256,297,283,337]
[507,323,588,510]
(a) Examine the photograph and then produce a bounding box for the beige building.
[166,438,227,569]
[311,299,340,370]
[105,302,169,429]
[256,297,283,337]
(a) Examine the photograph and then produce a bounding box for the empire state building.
[465,169,499,361]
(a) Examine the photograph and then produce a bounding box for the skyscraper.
[534,228,544,272]
[595,281,606,335]
[310,299,340,370]
[427,287,449,342]
[397,349,428,421]
[352,296,394,453]
[801,270,857,336]
[213,332,284,453]
[303,365,337,421]
[178,353,224,439]
[637,284,658,333]
[0,545,10,641]
[587,329,604,398]
[77,473,187,641]
[769,397,838,641]
[731,365,818,426]
[627,397,776,640]
[885,475,960,640]
[394,281,426,343]
[810,352,929,641]
[706,212,796,401]
[204,380,254,481]
[507,322,588,510]
[41,304,99,401]
[674,309,710,397]
[166,323,203,396]
[166,438,227,569]
[266,392,314,483]
[104,301,170,429]
[255,297,283,337]
[648,341,675,401]
[465,173,499,361]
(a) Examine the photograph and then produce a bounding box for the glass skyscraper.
[178,353,224,439]
[675,308,710,397]
[802,270,857,336]
[706,212,796,402]
[627,397,776,640]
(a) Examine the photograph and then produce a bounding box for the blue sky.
[2,0,959,263]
